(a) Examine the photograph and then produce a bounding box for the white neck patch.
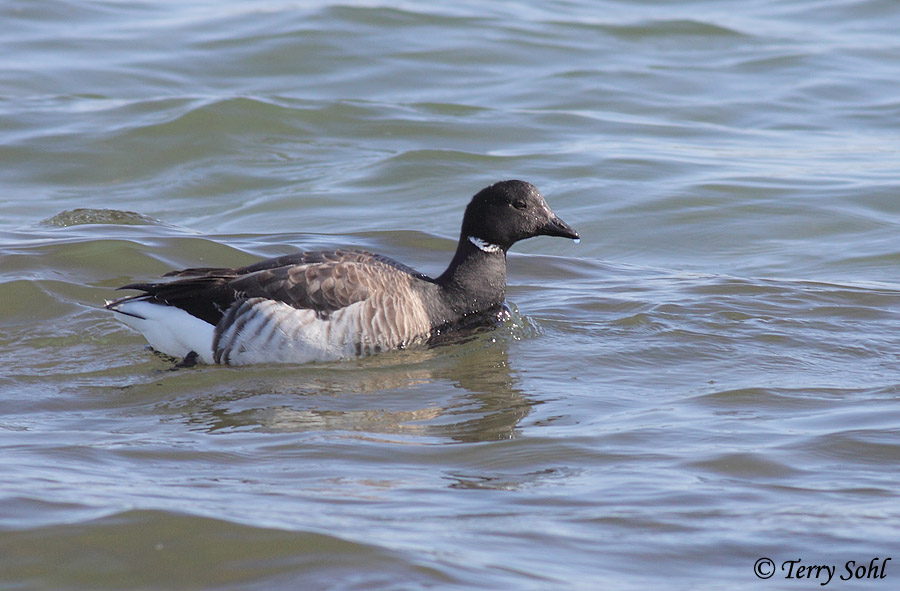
[468,236,503,254]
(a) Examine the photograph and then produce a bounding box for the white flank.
[108,299,215,364]
[217,299,365,365]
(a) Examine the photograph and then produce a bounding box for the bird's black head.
[461,180,579,251]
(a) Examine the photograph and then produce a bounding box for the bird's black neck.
[435,234,508,317]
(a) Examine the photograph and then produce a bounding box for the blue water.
[2,1,900,589]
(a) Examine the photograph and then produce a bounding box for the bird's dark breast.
[426,303,511,348]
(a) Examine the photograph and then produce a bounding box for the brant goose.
[106,180,579,365]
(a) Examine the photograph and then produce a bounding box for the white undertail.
[107,299,215,364]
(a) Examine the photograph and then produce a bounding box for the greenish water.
[3,1,900,589]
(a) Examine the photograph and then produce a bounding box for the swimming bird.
[106,180,579,365]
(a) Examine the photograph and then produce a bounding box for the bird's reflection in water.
[172,311,536,443]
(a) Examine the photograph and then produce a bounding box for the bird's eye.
[512,200,527,210]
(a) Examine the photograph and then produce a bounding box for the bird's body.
[106,180,579,365]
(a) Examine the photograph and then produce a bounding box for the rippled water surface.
[3,1,900,589]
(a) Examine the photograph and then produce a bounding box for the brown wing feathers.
[120,249,427,327]
[119,276,234,325]
[227,261,374,320]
